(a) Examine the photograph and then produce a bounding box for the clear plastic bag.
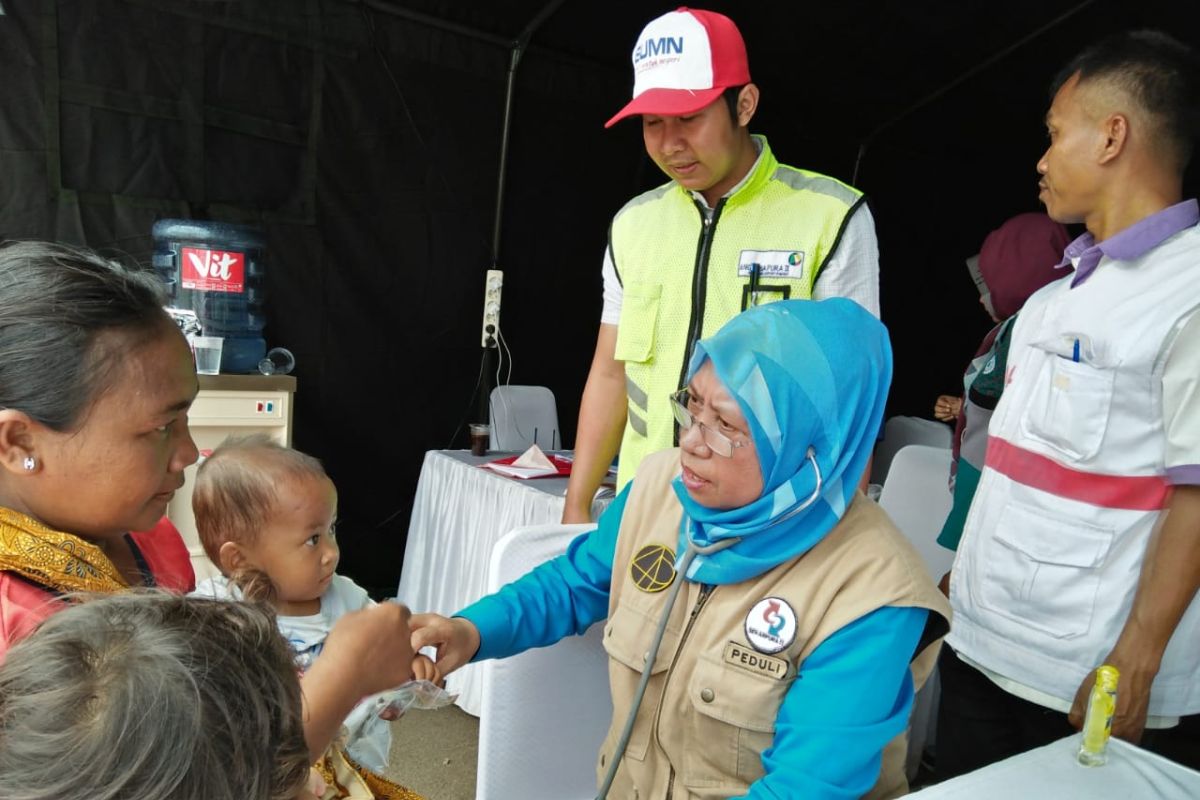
[343,680,458,742]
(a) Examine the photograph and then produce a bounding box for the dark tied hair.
[192,434,331,600]
[0,240,170,431]
[1053,30,1200,171]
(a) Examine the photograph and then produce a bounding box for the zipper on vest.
[661,583,715,800]
[674,200,727,445]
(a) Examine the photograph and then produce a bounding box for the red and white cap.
[605,7,751,128]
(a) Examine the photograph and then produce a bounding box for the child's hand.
[376,656,442,722]
[409,613,481,678]
[411,653,442,686]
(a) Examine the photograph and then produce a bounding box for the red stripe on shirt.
[986,436,1170,511]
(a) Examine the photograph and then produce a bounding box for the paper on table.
[484,463,559,479]
[482,444,560,479]
[512,444,555,470]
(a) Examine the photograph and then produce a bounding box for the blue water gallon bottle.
[151,219,267,373]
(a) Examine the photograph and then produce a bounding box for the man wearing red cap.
[563,7,879,523]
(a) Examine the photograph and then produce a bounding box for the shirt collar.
[1057,199,1200,286]
[689,135,765,211]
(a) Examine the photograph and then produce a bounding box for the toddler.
[191,435,438,775]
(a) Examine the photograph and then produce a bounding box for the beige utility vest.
[597,450,950,799]
[610,137,863,488]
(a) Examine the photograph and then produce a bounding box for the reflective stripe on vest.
[986,435,1171,511]
[626,375,649,437]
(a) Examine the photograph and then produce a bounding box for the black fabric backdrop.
[1,0,1196,594]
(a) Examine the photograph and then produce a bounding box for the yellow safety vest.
[611,137,864,487]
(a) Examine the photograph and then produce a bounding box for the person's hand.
[410,613,482,678]
[561,502,594,525]
[411,653,443,685]
[321,602,415,697]
[297,767,329,800]
[1068,648,1158,744]
[300,603,415,758]
[933,394,963,422]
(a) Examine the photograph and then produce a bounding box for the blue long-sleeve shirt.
[459,484,927,799]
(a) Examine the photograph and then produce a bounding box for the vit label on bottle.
[181,247,246,294]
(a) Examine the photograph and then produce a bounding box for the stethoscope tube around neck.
[595,448,822,799]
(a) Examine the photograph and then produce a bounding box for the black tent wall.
[0,0,1195,594]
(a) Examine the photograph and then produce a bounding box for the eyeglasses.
[669,389,750,458]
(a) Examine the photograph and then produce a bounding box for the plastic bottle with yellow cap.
[1077,665,1120,766]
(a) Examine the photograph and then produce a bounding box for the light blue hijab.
[672,299,892,585]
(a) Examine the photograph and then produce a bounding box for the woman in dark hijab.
[936,213,1071,554]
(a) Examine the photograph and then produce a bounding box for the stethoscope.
[596,447,822,799]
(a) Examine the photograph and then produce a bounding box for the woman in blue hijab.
[414,300,950,800]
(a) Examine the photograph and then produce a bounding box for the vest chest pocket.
[614,282,662,364]
[680,652,795,792]
[979,501,1115,639]
[1019,348,1115,462]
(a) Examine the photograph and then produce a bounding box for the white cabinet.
[167,374,296,583]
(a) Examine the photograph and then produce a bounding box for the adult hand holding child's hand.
[325,603,416,693]
[301,602,415,758]
[410,613,481,678]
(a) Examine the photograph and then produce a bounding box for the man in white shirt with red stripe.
[939,30,1200,777]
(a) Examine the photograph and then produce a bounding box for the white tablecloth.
[908,735,1200,798]
[396,449,611,715]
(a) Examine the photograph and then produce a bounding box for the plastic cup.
[258,347,296,375]
[192,336,224,375]
[469,423,490,456]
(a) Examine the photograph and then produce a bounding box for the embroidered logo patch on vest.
[744,597,797,654]
[737,250,806,280]
[630,544,676,593]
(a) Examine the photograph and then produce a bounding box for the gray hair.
[0,240,171,431]
[0,591,310,800]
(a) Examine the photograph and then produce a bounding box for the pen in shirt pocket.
[1039,332,1096,363]
[1052,332,1096,363]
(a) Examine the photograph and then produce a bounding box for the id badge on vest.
[738,250,802,310]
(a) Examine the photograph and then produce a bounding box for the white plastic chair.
[475,523,611,800]
[876,444,955,782]
[871,415,952,484]
[488,385,560,451]
[877,445,955,579]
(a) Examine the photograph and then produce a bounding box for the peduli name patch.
[630,544,676,593]
[744,596,797,654]
[723,641,790,680]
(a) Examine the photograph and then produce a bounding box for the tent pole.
[491,46,522,269]
[478,0,568,432]
[491,0,569,267]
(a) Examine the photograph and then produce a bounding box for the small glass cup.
[192,336,224,375]
[469,423,490,456]
[258,347,296,376]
